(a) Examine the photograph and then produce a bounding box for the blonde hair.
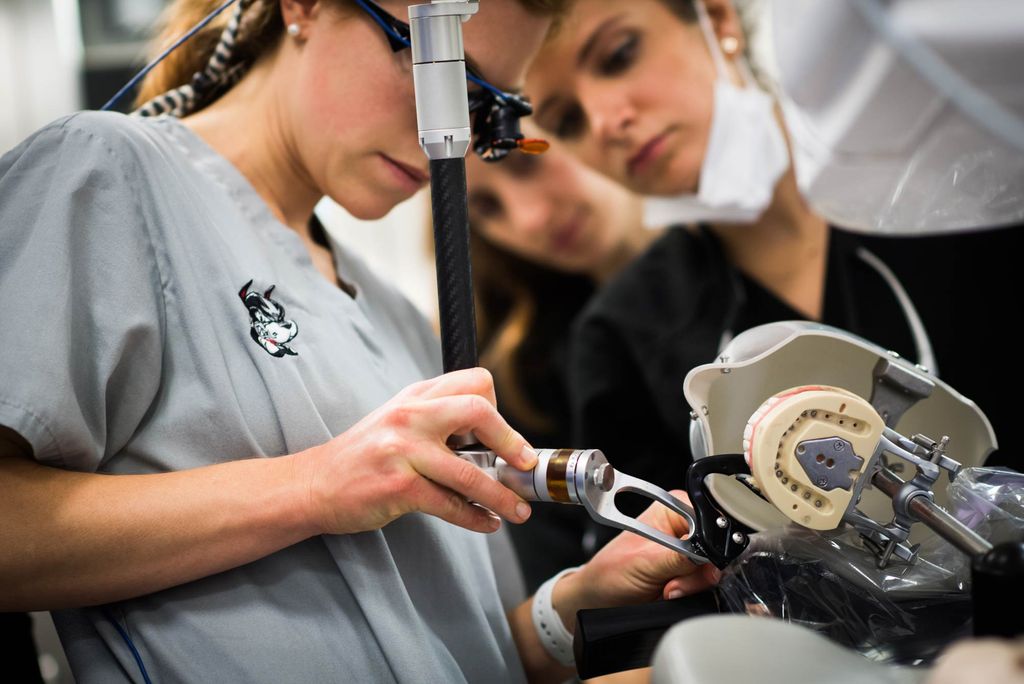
[472,231,594,436]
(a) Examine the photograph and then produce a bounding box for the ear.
[280,0,320,36]
[700,0,745,58]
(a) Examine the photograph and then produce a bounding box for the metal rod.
[872,468,992,557]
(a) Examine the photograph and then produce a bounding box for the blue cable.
[100,0,239,112]
[352,0,509,103]
[103,608,154,684]
[465,72,508,102]
[352,0,410,48]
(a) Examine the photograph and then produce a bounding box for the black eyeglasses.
[353,0,547,162]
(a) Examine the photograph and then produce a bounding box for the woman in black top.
[523,0,1016,535]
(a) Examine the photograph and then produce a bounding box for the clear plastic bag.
[716,467,1024,665]
[947,467,1024,545]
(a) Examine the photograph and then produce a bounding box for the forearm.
[509,570,592,684]
[0,453,315,611]
[509,514,716,683]
[509,599,575,684]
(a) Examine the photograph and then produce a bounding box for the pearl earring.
[721,35,740,55]
[287,23,301,38]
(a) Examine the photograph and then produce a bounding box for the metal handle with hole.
[454,447,708,563]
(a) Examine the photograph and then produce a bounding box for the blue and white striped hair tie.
[135,0,254,118]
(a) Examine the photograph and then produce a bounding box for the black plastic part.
[971,540,1024,638]
[572,592,720,679]
[429,157,478,373]
[469,91,533,162]
[685,454,755,569]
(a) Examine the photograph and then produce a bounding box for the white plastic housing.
[684,321,997,530]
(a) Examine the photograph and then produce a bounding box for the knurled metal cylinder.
[496,460,538,501]
[410,13,464,64]
[412,61,471,158]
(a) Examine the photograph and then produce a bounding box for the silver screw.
[817,476,828,487]
[689,410,699,421]
[732,532,746,544]
[796,445,806,455]
[716,516,728,529]
[833,441,844,451]
[592,464,614,491]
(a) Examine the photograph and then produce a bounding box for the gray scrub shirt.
[0,112,527,683]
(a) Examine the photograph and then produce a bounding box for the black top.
[569,224,1018,534]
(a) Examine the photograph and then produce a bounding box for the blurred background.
[1,2,434,681]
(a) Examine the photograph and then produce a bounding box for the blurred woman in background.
[466,127,660,589]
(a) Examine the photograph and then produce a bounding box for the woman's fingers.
[630,489,724,595]
[418,394,538,471]
[412,444,532,524]
[402,367,499,407]
[634,489,694,539]
[398,369,537,468]
[662,565,721,600]
[410,477,504,533]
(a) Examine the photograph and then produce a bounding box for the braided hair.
[134,0,283,117]
[136,0,253,117]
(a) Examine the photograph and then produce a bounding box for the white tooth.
[743,438,750,453]
[743,423,754,440]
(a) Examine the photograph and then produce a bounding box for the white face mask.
[644,0,790,227]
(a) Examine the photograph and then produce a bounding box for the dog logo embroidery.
[239,279,299,357]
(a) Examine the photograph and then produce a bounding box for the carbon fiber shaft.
[429,157,478,373]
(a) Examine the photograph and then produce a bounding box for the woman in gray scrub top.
[0,1,716,682]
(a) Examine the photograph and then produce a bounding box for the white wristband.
[531,566,580,667]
